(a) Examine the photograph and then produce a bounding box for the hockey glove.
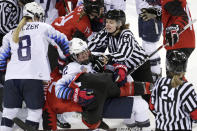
[113,64,127,86]
[71,88,95,107]
[92,55,108,72]
[140,8,161,21]
[165,24,180,46]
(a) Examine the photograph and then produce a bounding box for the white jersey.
[135,0,152,14]
[104,0,126,12]
[135,0,161,14]
[55,62,95,95]
[35,0,58,24]
[1,22,68,81]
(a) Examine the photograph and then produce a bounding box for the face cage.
[72,50,90,65]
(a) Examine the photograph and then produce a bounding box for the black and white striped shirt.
[0,0,22,35]
[88,29,148,70]
[151,77,197,131]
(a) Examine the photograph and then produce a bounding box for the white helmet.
[69,38,89,64]
[69,38,88,55]
[23,2,45,22]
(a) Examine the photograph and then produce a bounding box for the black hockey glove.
[165,24,180,46]
[140,7,161,21]
[91,55,108,72]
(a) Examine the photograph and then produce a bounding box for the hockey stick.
[127,19,197,75]
[13,117,37,131]
[62,0,70,15]
[13,117,118,131]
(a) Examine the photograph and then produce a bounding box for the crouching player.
[43,38,153,130]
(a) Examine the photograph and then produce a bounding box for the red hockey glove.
[72,88,95,107]
[165,24,180,46]
[113,64,127,86]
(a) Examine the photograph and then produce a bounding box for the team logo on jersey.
[84,27,90,34]
[80,66,87,72]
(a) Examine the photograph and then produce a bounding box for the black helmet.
[166,50,188,73]
[19,0,34,5]
[105,9,126,25]
[83,0,104,15]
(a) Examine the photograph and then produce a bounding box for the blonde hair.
[12,17,28,43]
[170,73,185,88]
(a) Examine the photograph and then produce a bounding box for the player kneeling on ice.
[150,50,197,131]
[43,38,153,130]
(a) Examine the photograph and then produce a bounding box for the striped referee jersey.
[0,0,22,35]
[151,77,197,131]
[88,29,148,70]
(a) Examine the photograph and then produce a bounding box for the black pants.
[48,44,59,71]
[77,73,120,124]
[130,61,153,103]
[130,60,153,83]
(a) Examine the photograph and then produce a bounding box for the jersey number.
[18,35,31,61]
[161,86,175,101]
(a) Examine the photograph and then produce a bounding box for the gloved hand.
[71,88,95,107]
[92,55,108,72]
[113,64,127,86]
[140,7,161,21]
[165,24,180,46]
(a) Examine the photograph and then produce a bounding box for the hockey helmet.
[83,0,104,15]
[23,2,45,22]
[166,50,188,74]
[105,9,126,25]
[69,38,90,64]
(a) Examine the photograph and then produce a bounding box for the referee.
[150,50,197,131]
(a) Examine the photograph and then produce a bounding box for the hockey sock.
[1,117,14,128]
[120,82,153,97]
[25,120,39,130]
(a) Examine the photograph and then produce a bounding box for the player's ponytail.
[13,17,27,43]
[171,73,184,88]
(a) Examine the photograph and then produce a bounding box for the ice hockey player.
[0,2,69,130]
[140,0,195,79]
[42,38,153,130]
[135,0,162,82]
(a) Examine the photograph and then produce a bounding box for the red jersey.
[52,5,92,40]
[161,0,195,50]
[43,67,82,130]
[45,67,82,113]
